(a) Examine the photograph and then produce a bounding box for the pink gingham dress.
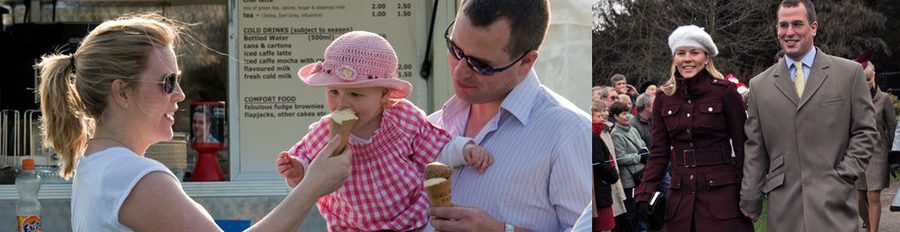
[289,99,451,231]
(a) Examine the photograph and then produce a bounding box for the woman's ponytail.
[36,54,92,180]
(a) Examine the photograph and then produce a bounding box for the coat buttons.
[688,100,692,104]
[708,107,713,112]
[687,113,691,118]
[668,110,673,115]
[687,129,691,134]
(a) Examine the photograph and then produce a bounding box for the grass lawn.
[754,202,767,232]
[752,173,899,232]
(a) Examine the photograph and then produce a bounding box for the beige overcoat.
[740,49,877,232]
[601,125,628,217]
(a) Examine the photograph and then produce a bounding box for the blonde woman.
[37,14,351,231]
[633,25,752,231]
[855,60,894,232]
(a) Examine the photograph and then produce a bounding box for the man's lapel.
[798,49,830,109]
[772,59,800,106]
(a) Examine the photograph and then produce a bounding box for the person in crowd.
[630,93,654,147]
[640,81,658,96]
[853,52,893,232]
[601,86,620,107]
[635,25,753,231]
[619,93,633,111]
[630,92,670,231]
[37,13,353,231]
[595,100,629,232]
[611,74,640,102]
[740,1,877,231]
[425,0,591,231]
[594,85,604,103]
[609,102,647,231]
[611,74,628,95]
[594,98,621,232]
[278,31,492,231]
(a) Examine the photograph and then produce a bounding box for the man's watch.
[504,223,515,232]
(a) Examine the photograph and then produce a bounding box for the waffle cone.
[328,118,357,157]
[424,177,452,207]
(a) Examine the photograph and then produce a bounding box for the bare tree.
[814,0,888,58]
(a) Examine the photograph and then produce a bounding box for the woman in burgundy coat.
[633,25,754,231]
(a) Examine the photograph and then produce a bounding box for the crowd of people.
[592,0,900,231]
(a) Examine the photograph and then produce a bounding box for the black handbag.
[631,168,645,186]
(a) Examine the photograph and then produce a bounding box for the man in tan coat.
[740,0,877,231]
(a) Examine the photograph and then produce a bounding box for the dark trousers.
[617,187,648,232]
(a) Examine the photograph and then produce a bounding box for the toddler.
[276,31,491,231]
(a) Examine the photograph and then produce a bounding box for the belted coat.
[635,70,753,231]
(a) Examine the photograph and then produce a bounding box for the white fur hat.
[668,25,718,57]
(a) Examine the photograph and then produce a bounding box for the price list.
[235,0,426,171]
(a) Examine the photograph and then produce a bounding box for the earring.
[124,102,129,109]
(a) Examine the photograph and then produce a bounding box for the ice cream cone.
[425,162,453,180]
[424,177,452,207]
[327,109,358,157]
[328,119,357,156]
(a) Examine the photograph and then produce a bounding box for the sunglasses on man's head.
[443,20,532,76]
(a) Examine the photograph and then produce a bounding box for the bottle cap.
[22,159,34,170]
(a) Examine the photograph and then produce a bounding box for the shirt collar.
[614,122,631,131]
[439,69,541,126]
[784,46,817,70]
[499,69,540,125]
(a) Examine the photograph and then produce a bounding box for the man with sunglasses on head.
[426,0,591,231]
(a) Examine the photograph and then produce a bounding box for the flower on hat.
[339,65,356,81]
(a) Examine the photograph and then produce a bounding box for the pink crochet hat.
[298,31,412,99]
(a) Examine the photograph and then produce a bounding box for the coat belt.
[672,143,733,167]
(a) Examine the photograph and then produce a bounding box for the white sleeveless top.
[71,147,178,231]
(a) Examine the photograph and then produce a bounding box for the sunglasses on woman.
[133,72,181,94]
[444,20,532,76]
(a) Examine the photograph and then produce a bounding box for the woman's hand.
[297,136,353,198]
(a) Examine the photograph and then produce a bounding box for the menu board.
[234,0,428,176]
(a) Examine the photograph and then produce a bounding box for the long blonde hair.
[35,13,184,179]
[660,58,725,96]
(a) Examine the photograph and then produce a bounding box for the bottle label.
[17,215,41,232]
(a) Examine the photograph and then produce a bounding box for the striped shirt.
[289,99,452,231]
[426,70,592,232]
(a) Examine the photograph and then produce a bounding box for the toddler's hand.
[463,144,492,173]
[276,151,304,188]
